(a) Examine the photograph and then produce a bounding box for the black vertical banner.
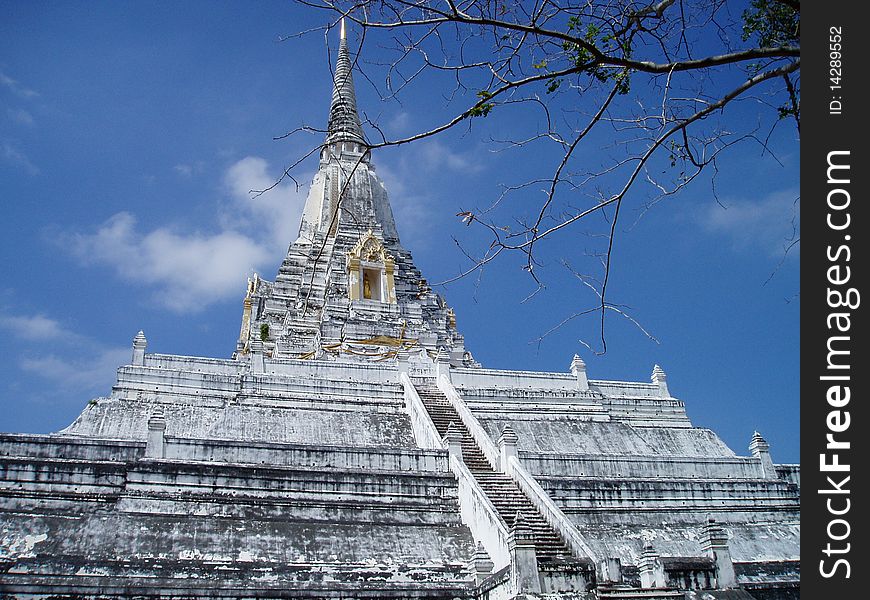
[802,1,866,597]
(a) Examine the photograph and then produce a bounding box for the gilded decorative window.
[346,230,396,304]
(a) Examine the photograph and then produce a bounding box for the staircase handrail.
[438,373,598,563]
[436,374,501,470]
[399,372,444,450]
[403,373,511,568]
[507,454,600,562]
[448,453,512,570]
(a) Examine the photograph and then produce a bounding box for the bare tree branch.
[278,0,800,352]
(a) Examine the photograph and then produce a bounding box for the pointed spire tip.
[326,16,366,147]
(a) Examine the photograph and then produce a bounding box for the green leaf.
[546,78,562,93]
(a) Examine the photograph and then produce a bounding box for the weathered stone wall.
[540,477,798,518]
[451,367,578,391]
[160,437,447,470]
[775,464,800,487]
[0,433,144,461]
[0,433,477,597]
[520,453,763,479]
[735,560,800,600]
[63,398,416,447]
[477,419,733,458]
[534,519,799,568]
[452,367,695,431]
[60,359,418,448]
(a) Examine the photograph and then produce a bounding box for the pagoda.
[0,23,799,600]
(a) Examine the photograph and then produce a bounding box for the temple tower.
[0,20,800,600]
[236,21,476,368]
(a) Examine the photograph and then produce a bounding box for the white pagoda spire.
[297,21,398,242]
[326,18,366,147]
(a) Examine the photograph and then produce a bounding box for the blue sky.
[0,2,799,463]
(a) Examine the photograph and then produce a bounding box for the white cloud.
[173,161,205,177]
[375,139,485,246]
[20,346,130,394]
[416,139,483,175]
[1,310,128,397]
[225,156,272,198]
[0,71,39,99]
[65,157,306,312]
[6,108,34,125]
[0,313,78,341]
[63,146,473,310]
[68,212,271,312]
[223,156,306,250]
[375,161,431,243]
[700,189,800,256]
[386,111,411,135]
[1,141,39,175]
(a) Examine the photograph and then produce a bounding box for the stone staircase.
[415,383,572,561]
[271,235,338,352]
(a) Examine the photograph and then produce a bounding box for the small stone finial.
[132,330,147,366]
[749,431,770,452]
[435,346,453,378]
[699,518,737,588]
[500,424,518,444]
[473,541,488,558]
[570,354,589,391]
[498,424,519,474]
[700,518,728,547]
[651,364,669,397]
[508,511,542,593]
[148,406,165,430]
[145,408,167,459]
[639,545,663,589]
[442,422,464,461]
[249,338,265,373]
[749,431,776,479]
[510,511,534,538]
[434,346,449,362]
[467,542,494,583]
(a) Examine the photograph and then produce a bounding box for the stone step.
[414,383,572,559]
[480,491,544,501]
[596,587,684,600]
[478,488,530,497]
[488,505,553,517]
[481,494,534,501]
[489,507,550,520]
